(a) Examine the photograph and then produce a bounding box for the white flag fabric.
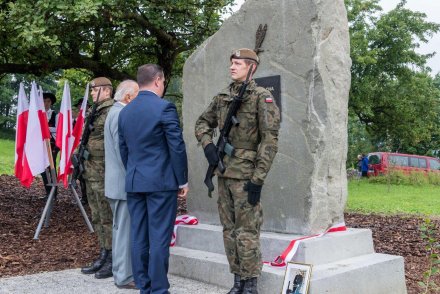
[14,83,29,185]
[56,81,74,187]
[21,82,50,187]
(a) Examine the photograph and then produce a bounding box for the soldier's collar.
[96,98,114,108]
[229,80,256,93]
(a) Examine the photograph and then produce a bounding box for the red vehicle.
[367,152,440,176]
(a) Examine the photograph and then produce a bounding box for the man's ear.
[154,76,161,87]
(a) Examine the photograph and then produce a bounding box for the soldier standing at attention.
[80,77,114,279]
[195,49,280,294]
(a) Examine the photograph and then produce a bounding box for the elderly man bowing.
[104,80,139,289]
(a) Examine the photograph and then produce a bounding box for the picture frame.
[281,262,312,294]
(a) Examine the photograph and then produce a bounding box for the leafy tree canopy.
[346,0,440,157]
[0,0,234,81]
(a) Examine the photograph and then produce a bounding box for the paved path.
[0,269,228,294]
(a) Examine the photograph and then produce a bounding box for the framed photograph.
[281,262,312,294]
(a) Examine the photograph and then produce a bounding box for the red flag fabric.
[56,81,74,187]
[71,83,89,153]
[14,83,29,183]
[38,86,51,140]
[20,82,50,187]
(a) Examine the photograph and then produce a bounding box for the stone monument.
[170,0,407,293]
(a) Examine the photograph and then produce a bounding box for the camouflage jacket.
[87,98,114,160]
[195,80,280,185]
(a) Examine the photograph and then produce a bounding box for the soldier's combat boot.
[94,252,113,279]
[227,274,245,294]
[242,277,258,294]
[80,248,109,274]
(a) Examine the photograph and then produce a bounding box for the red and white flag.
[14,83,29,183]
[38,86,51,140]
[71,83,89,153]
[56,81,74,187]
[20,82,50,187]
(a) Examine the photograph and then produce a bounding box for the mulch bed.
[0,174,436,293]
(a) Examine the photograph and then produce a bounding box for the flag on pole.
[71,83,89,153]
[20,82,50,187]
[56,81,74,187]
[38,86,51,140]
[14,83,29,183]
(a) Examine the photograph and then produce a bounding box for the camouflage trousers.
[217,177,263,279]
[84,159,112,250]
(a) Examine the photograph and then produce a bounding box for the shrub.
[368,170,440,186]
[409,172,430,186]
[427,172,440,186]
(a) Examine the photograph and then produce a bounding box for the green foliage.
[54,69,93,107]
[368,170,440,186]
[418,218,440,293]
[0,73,58,129]
[0,128,14,140]
[428,172,440,186]
[0,138,14,175]
[0,0,234,81]
[347,180,440,216]
[346,0,440,155]
[347,114,374,167]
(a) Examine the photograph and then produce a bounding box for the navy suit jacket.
[118,90,188,193]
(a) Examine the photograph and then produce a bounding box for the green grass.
[347,180,440,216]
[0,138,15,175]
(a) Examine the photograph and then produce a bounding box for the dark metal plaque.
[254,75,282,119]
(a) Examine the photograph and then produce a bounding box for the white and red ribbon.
[170,215,199,247]
[264,222,347,267]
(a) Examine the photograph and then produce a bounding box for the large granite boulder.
[183,0,352,234]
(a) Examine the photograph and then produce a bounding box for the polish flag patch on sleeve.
[265,96,273,103]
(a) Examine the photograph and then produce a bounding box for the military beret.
[230,48,259,64]
[43,92,56,105]
[90,77,112,88]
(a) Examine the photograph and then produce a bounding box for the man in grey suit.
[104,80,139,289]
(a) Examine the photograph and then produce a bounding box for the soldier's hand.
[203,143,219,166]
[244,181,262,206]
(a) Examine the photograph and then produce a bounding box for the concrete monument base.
[170,224,407,294]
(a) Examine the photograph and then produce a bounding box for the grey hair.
[114,80,138,102]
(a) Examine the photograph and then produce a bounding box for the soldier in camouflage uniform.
[195,49,280,294]
[80,77,115,279]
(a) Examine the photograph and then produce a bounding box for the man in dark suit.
[118,64,189,294]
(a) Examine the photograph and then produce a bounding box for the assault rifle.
[70,89,100,187]
[204,65,254,196]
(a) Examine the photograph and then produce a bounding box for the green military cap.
[230,48,259,64]
[90,77,112,88]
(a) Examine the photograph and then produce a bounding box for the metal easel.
[33,139,94,240]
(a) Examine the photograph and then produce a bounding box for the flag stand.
[33,140,94,240]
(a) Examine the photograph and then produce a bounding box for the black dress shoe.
[94,254,113,279]
[81,248,109,274]
[115,281,138,290]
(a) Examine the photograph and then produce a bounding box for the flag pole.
[43,138,58,228]
[35,139,58,238]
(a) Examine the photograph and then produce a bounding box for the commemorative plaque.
[255,75,282,119]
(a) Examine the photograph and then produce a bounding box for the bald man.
[104,80,139,289]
